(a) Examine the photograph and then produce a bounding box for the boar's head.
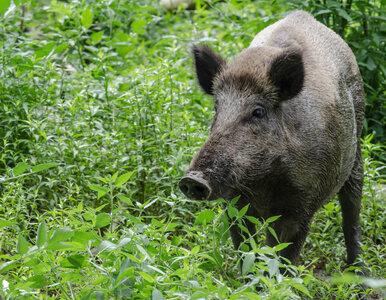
[179,45,304,208]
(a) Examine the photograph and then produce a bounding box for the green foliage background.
[0,0,385,299]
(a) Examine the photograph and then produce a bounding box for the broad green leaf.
[0,0,11,15]
[95,213,111,229]
[115,171,133,187]
[91,31,103,44]
[0,219,16,228]
[291,283,311,296]
[152,288,163,300]
[88,184,109,193]
[32,163,59,173]
[81,9,93,29]
[131,20,146,33]
[35,42,56,58]
[88,184,109,199]
[82,211,94,221]
[26,275,50,288]
[242,252,255,276]
[99,240,117,251]
[239,204,249,218]
[13,162,30,176]
[245,215,260,225]
[138,271,154,283]
[194,209,215,225]
[17,234,29,255]
[48,228,73,244]
[238,292,261,299]
[111,171,119,182]
[191,245,200,255]
[227,206,238,219]
[53,43,70,54]
[337,8,352,22]
[266,215,281,223]
[67,254,86,268]
[36,220,47,247]
[267,259,279,277]
[274,242,291,252]
[324,202,335,213]
[117,194,133,206]
[0,261,19,274]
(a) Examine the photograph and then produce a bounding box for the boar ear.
[192,45,226,95]
[269,48,304,100]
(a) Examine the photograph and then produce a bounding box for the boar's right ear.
[269,48,304,100]
[192,45,226,95]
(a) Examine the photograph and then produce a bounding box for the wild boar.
[179,10,365,266]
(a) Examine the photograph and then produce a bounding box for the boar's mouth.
[179,168,242,201]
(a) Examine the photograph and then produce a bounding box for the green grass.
[0,0,385,299]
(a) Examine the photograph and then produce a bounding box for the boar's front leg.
[265,217,313,265]
[229,216,257,251]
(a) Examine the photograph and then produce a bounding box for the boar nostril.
[179,174,212,200]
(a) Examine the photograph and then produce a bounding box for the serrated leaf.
[152,288,163,300]
[115,172,133,187]
[194,209,215,225]
[17,234,29,255]
[95,213,111,229]
[36,220,47,247]
[138,271,154,283]
[81,9,93,29]
[242,252,255,276]
[13,162,30,176]
[131,20,146,33]
[32,163,58,173]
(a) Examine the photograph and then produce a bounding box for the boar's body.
[180,11,364,265]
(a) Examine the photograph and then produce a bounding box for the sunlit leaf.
[95,213,111,229]
[36,220,47,247]
[17,234,29,255]
[81,9,93,29]
[13,162,30,176]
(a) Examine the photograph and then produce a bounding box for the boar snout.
[179,171,212,200]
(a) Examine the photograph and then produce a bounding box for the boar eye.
[252,107,265,119]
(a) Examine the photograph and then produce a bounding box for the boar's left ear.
[269,48,304,100]
[192,45,226,95]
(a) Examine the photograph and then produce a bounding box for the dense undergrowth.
[0,0,385,299]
